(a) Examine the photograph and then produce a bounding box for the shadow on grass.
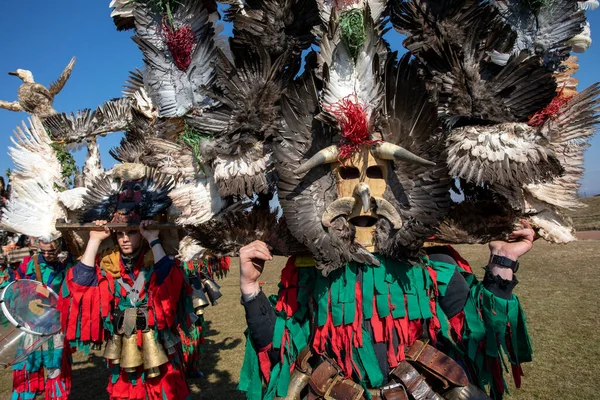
[192,320,244,399]
[70,352,109,400]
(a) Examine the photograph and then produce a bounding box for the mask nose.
[353,182,371,212]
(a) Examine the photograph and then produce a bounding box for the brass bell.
[142,330,169,371]
[120,334,143,372]
[103,334,123,365]
[192,287,210,313]
[202,278,222,306]
[146,367,161,379]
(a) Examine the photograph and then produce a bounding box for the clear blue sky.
[1,1,600,196]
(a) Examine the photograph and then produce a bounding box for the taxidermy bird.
[0,57,76,118]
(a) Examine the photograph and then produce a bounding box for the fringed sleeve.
[59,262,106,348]
[238,257,314,400]
[429,257,532,398]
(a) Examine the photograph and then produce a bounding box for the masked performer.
[12,238,73,400]
[58,170,193,400]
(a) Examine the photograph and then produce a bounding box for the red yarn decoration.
[324,95,378,160]
[527,92,573,127]
[163,18,195,72]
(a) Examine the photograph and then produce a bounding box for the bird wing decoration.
[140,138,197,179]
[132,0,217,117]
[8,117,63,184]
[169,173,225,226]
[225,0,319,62]
[374,54,452,257]
[492,0,586,67]
[1,179,64,242]
[316,0,387,25]
[1,117,68,240]
[43,98,133,145]
[318,10,385,125]
[122,69,155,119]
[186,46,280,197]
[185,202,307,257]
[446,122,562,186]
[524,83,600,210]
[391,0,557,125]
[109,0,136,30]
[48,57,76,96]
[78,177,120,222]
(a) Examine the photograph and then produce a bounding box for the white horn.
[295,145,340,175]
[371,142,435,166]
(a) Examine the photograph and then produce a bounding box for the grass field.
[569,196,600,231]
[0,240,598,399]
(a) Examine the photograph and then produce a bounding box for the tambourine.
[0,279,61,367]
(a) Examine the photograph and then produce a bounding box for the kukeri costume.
[58,170,194,400]
[10,251,73,400]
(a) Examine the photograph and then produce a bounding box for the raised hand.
[239,240,272,295]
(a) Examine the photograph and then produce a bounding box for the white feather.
[169,174,225,226]
[177,236,206,262]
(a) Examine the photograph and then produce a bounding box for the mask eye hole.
[366,166,384,179]
[339,167,360,180]
[133,183,142,192]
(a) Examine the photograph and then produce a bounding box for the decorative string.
[323,95,378,160]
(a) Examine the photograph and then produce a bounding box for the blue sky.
[1,1,600,196]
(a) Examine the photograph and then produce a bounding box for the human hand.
[89,220,111,242]
[489,220,535,261]
[139,220,159,243]
[239,240,272,295]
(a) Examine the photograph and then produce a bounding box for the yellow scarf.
[99,247,154,278]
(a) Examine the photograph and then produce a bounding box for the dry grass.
[0,241,598,399]
[568,196,600,231]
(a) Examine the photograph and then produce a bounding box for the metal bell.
[120,334,143,372]
[146,366,161,379]
[192,287,210,314]
[141,330,169,371]
[103,334,123,365]
[202,278,222,306]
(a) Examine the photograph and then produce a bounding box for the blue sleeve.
[154,256,174,285]
[72,261,98,287]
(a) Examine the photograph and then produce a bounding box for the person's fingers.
[242,242,272,257]
[242,248,272,262]
[510,228,535,241]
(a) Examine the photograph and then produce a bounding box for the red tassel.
[323,95,379,160]
[275,258,299,317]
[258,344,274,383]
[490,357,505,396]
[528,92,573,128]
[13,366,45,396]
[162,18,195,72]
[149,267,184,329]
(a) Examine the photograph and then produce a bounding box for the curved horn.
[321,197,356,228]
[295,145,340,175]
[373,197,403,229]
[371,142,435,166]
[353,183,371,213]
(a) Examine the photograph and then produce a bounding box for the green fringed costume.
[239,252,531,400]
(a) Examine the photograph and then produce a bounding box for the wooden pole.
[54,222,179,232]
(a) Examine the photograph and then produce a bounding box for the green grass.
[1,241,598,399]
[567,196,600,231]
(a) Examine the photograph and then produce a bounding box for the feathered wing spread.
[1,117,68,240]
[133,0,218,117]
[48,57,77,96]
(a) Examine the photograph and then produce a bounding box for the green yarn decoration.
[180,124,210,166]
[340,9,367,59]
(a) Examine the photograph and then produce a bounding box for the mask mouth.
[349,215,378,227]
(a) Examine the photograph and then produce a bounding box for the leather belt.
[307,356,364,400]
[405,339,469,389]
